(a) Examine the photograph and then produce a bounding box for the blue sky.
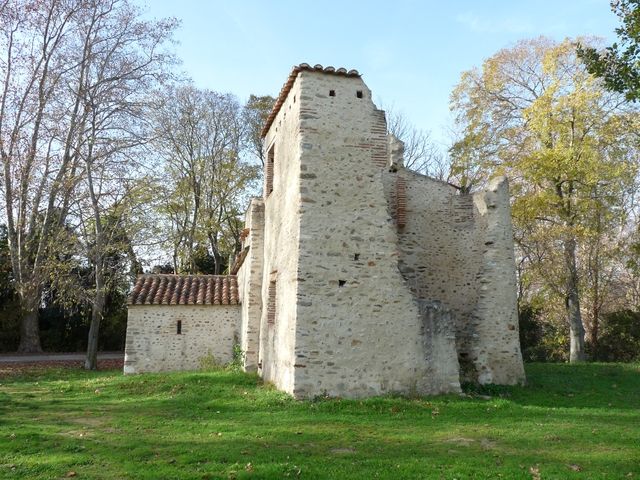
[138,0,619,146]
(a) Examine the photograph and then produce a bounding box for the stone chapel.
[124,64,526,398]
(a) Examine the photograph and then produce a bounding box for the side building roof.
[128,274,239,306]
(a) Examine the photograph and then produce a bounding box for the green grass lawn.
[0,363,638,479]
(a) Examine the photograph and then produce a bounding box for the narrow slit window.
[329,89,335,97]
[267,280,277,325]
[266,144,275,196]
[176,320,182,335]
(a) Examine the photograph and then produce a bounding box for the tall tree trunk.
[589,244,600,358]
[17,284,42,352]
[564,236,586,362]
[590,294,600,358]
[589,207,602,358]
[84,148,105,370]
[18,280,42,353]
[84,267,105,370]
[208,232,223,274]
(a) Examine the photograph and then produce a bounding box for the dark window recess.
[338,280,347,287]
[356,90,363,98]
[354,253,360,261]
[329,90,336,97]
[176,320,182,335]
[267,280,277,325]
[266,145,275,196]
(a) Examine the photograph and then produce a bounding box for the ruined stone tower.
[124,64,525,397]
[236,64,526,398]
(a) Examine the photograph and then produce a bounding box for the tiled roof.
[261,63,361,138]
[128,274,239,306]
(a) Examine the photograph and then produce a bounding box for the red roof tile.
[261,63,361,138]
[128,274,239,306]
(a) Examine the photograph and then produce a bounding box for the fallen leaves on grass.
[0,359,123,377]
[530,465,541,480]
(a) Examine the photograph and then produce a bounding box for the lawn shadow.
[485,362,640,410]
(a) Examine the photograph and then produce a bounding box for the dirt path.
[0,352,124,376]
[0,352,123,363]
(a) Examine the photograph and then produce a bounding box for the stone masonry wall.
[124,305,240,374]
[382,167,524,385]
[259,77,303,395]
[384,171,481,327]
[471,177,525,384]
[383,171,481,376]
[237,198,264,371]
[291,71,460,398]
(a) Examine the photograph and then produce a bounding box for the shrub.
[226,344,245,372]
[199,352,224,371]
[594,310,640,362]
[518,304,569,362]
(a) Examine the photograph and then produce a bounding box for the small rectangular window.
[329,90,335,97]
[356,90,363,98]
[176,320,182,335]
[266,145,275,196]
[267,280,276,325]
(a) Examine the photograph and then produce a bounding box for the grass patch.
[0,363,638,479]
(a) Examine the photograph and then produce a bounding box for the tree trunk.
[84,151,105,370]
[17,308,42,353]
[589,208,602,358]
[84,271,105,370]
[591,298,599,358]
[589,255,600,358]
[564,236,586,362]
[17,283,42,353]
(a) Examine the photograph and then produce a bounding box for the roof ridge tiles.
[128,274,240,306]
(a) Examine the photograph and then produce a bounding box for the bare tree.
[244,94,275,167]
[69,0,176,370]
[154,86,259,275]
[0,0,176,357]
[384,106,450,179]
[0,0,84,352]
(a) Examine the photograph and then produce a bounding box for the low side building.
[124,275,240,374]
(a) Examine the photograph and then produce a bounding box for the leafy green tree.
[244,95,276,166]
[451,38,638,362]
[578,0,640,101]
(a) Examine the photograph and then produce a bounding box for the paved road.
[0,352,124,363]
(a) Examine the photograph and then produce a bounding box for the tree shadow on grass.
[496,362,640,410]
